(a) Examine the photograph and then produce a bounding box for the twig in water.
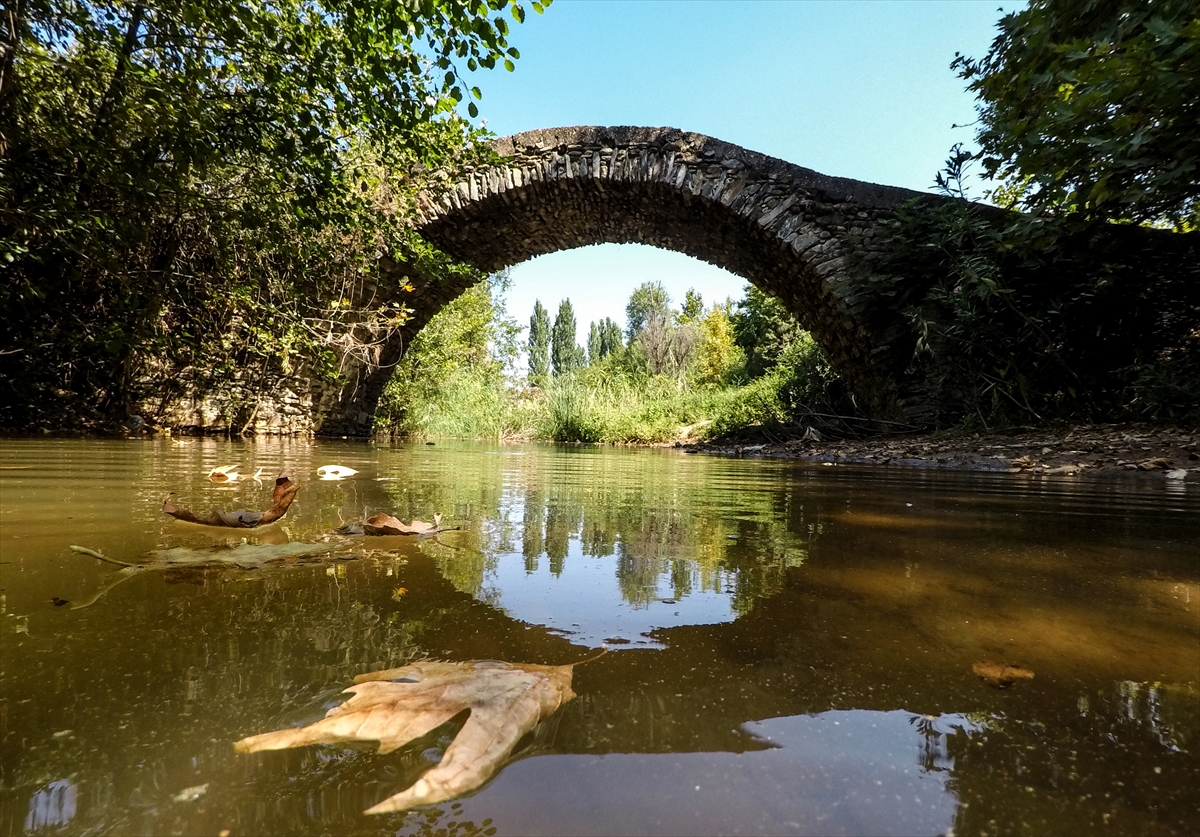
[69,545,138,568]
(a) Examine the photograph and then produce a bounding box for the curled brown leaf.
[163,470,299,529]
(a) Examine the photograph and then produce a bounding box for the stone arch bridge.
[312,125,1191,437]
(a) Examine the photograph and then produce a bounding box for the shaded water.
[0,439,1197,836]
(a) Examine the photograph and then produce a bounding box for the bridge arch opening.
[504,243,746,361]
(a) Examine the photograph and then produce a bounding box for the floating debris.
[973,660,1035,689]
[317,465,358,480]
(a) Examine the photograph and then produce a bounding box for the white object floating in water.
[1164,469,1188,480]
[207,465,241,481]
[318,465,359,480]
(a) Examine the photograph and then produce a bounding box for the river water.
[0,438,1197,836]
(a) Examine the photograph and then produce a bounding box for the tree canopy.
[587,317,623,363]
[679,289,704,324]
[0,0,546,427]
[731,286,804,378]
[624,281,670,340]
[954,0,1200,227]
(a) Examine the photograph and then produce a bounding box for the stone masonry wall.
[415,125,944,422]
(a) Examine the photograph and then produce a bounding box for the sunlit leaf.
[235,658,579,813]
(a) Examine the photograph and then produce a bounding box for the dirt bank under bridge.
[684,423,1200,481]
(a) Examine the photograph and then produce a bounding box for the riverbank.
[683,423,1200,480]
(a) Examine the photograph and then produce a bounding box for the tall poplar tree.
[551,299,581,376]
[587,322,603,364]
[528,300,551,383]
[588,317,623,362]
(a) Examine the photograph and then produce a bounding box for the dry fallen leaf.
[338,512,445,536]
[972,660,1034,689]
[1136,458,1173,471]
[234,658,577,814]
[366,512,442,535]
[163,471,299,528]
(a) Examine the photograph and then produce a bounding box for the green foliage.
[866,149,1200,427]
[731,285,805,378]
[537,374,740,444]
[0,0,537,429]
[955,0,1200,227]
[377,275,521,439]
[587,317,623,363]
[695,305,743,385]
[708,334,842,437]
[527,300,551,383]
[679,288,704,324]
[550,298,583,376]
[624,281,670,340]
[385,277,852,443]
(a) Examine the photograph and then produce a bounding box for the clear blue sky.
[459,0,1022,345]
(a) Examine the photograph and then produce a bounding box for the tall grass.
[536,376,737,443]
[378,323,844,443]
[382,371,751,443]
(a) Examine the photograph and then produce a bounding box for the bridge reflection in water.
[0,440,1195,836]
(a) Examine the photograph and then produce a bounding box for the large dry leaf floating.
[235,658,576,814]
[344,512,444,536]
[163,471,299,528]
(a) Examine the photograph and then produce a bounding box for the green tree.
[679,289,704,323]
[954,0,1200,227]
[587,322,602,364]
[732,286,805,378]
[528,300,551,383]
[600,318,624,358]
[0,0,544,428]
[696,306,743,384]
[588,317,623,363]
[551,299,581,376]
[378,275,515,437]
[625,281,670,340]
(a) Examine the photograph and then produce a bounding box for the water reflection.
[0,439,1197,836]
[23,780,76,832]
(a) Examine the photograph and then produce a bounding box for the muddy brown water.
[1,439,1197,836]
